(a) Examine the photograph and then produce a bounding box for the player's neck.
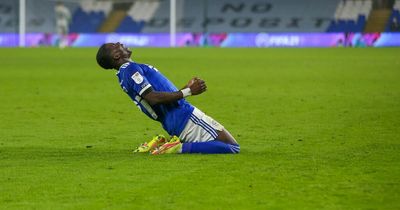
[115,59,132,70]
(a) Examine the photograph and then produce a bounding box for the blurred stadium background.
[1,1,400,209]
[1,0,400,48]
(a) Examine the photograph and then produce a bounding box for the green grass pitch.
[0,47,399,209]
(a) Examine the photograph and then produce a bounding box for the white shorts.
[179,108,224,143]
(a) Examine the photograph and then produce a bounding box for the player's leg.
[181,140,240,154]
[152,108,240,154]
[60,26,68,48]
[56,25,63,48]
[152,138,240,155]
[186,107,239,145]
[215,128,238,145]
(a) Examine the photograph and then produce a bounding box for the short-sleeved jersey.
[116,61,194,136]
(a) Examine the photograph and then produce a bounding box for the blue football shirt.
[116,61,194,136]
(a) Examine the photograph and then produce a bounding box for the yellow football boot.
[133,135,167,153]
[151,136,182,155]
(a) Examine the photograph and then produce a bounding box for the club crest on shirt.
[131,72,144,84]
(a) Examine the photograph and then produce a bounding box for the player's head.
[96,42,132,70]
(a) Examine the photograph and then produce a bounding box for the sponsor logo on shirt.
[131,72,144,84]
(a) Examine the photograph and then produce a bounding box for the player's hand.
[187,77,206,95]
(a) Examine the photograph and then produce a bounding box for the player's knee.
[216,129,238,145]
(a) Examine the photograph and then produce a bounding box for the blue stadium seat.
[354,15,366,32]
[115,16,145,33]
[326,0,370,32]
[327,15,366,32]
[385,9,400,32]
[346,20,356,32]
[69,7,105,33]
[326,20,337,32]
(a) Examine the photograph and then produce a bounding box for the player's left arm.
[142,78,206,106]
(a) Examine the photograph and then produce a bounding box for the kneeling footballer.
[96,42,240,154]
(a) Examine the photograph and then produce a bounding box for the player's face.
[108,42,132,60]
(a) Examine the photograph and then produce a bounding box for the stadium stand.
[385,0,400,31]
[0,0,67,33]
[0,0,19,33]
[69,0,112,33]
[69,8,104,32]
[326,0,372,32]
[81,0,112,15]
[141,0,340,33]
[1,0,399,34]
[115,1,160,33]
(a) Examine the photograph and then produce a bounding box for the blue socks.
[181,140,240,154]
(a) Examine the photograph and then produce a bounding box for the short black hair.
[96,44,113,69]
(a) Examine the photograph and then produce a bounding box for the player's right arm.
[143,78,206,106]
